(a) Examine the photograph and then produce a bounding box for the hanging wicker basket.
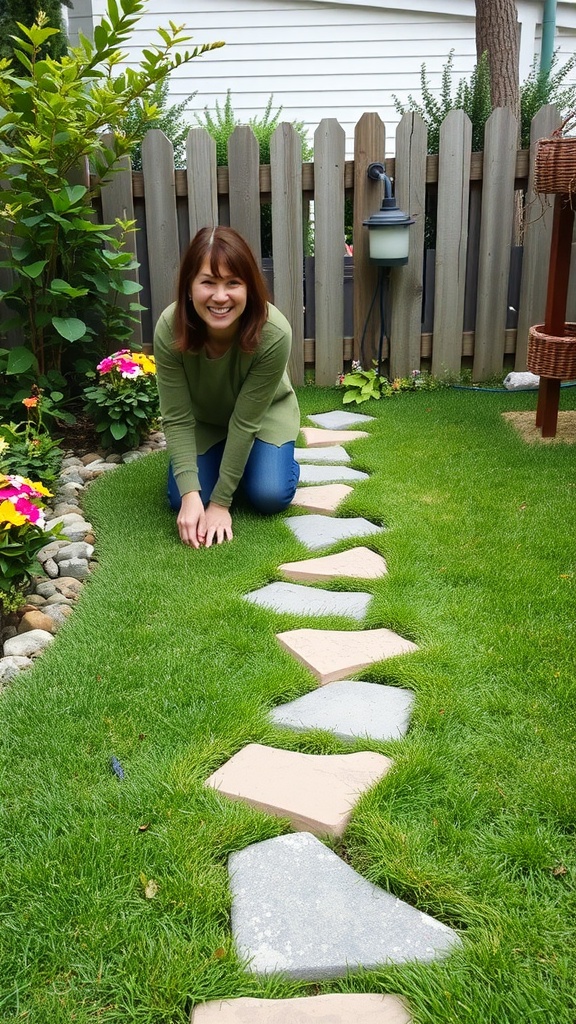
[527,323,576,378]
[534,113,576,195]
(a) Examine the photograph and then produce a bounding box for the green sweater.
[154,302,301,507]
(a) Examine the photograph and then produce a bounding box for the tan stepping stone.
[204,743,392,837]
[290,483,353,514]
[280,546,388,581]
[276,628,418,685]
[300,427,369,447]
[191,993,412,1023]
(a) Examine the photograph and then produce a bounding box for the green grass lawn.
[1,384,575,1023]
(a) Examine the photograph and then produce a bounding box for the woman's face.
[190,258,248,341]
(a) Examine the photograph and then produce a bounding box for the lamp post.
[362,162,414,372]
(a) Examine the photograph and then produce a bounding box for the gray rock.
[295,446,351,464]
[43,557,60,579]
[44,593,73,606]
[56,557,90,580]
[244,582,372,621]
[40,604,72,627]
[46,512,86,529]
[122,451,144,463]
[23,594,46,608]
[0,655,33,683]
[61,525,92,543]
[285,515,384,551]
[298,465,369,485]
[3,630,54,658]
[53,541,94,563]
[60,456,83,469]
[270,680,415,742]
[34,580,56,598]
[51,503,83,517]
[36,540,69,564]
[58,468,84,485]
[230,832,461,980]
[307,411,375,429]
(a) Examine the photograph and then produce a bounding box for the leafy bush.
[393,49,492,153]
[520,51,576,147]
[120,78,196,170]
[83,350,159,451]
[0,387,64,486]
[339,364,454,405]
[0,0,223,385]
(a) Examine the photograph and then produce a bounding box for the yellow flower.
[131,351,156,374]
[0,499,27,528]
[21,476,52,497]
[0,439,9,456]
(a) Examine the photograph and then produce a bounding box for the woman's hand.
[204,502,233,547]
[177,491,207,548]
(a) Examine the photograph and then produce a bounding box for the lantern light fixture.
[363,162,414,266]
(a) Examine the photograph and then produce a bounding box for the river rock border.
[0,431,166,688]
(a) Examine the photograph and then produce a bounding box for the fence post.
[141,129,181,332]
[186,128,218,238]
[432,109,472,375]
[390,112,427,378]
[228,126,261,264]
[473,107,518,380]
[515,104,559,369]
[99,133,143,351]
[270,123,304,385]
[353,113,385,367]
[314,118,345,385]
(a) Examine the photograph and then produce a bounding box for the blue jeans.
[168,439,300,515]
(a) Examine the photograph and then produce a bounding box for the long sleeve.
[153,306,201,497]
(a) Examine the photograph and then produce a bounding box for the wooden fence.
[99,104,574,385]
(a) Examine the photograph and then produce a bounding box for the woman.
[154,226,301,548]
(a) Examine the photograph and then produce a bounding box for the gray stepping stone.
[270,680,415,741]
[286,515,384,551]
[244,582,371,620]
[308,411,375,429]
[229,832,461,979]
[295,445,351,463]
[298,465,369,485]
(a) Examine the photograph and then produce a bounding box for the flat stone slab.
[286,515,384,551]
[276,628,418,685]
[300,428,369,447]
[290,484,353,514]
[205,743,392,837]
[295,445,351,463]
[280,546,388,581]
[191,993,411,1023]
[229,832,461,979]
[308,411,375,429]
[244,582,372,620]
[270,680,415,741]
[298,465,369,485]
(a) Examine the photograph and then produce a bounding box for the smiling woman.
[154,227,301,550]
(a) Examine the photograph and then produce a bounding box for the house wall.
[68,0,576,155]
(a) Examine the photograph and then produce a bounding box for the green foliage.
[0,0,223,383]
[0,473,63,616]
[83,351,160,451]
[0,0,71,63]
[120,78,196,169]
[340,365,455,405]
[520,50,576,148]
[393,49,493,152]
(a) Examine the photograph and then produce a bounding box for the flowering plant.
[0,387,64,486]
[83,350,160,451]
[0,473,62,617]
[338,364,453,404]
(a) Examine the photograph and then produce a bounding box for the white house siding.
[68,0,576,156]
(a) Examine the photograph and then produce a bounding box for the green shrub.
[83,350,159,451]
[520,51,576,147]
[120,78,196,170]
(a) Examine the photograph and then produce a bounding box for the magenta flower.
[14,496,44,526]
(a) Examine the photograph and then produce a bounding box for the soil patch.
[502,410,576,444]
[55,412,103,457]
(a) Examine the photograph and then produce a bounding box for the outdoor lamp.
[363,162,414,265]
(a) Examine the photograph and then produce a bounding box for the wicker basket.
[527,323,576,378]
[534,113,576,195]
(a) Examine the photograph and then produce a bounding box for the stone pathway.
[197,410,461,1019]
[3,412,463,1020]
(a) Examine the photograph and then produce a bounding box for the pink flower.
[14,496,44,526]
[96,356,116,374]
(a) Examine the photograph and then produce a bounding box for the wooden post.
[536,194,574,437]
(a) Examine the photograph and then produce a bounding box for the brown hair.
[174,226,270,353]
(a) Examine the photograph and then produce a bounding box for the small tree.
[0,0,223,392]
[520,50,576,147]
[0,0,71,62]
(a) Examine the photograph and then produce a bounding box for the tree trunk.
[475,0,520,124]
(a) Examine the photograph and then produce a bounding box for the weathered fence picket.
[99,133,143,350]
[186,128,218,238]
[352,112,386,368]
[270,123,305,385]
[432,110,472,376]
[141,130,181,330]
[473,107,518,380]
[228,126,261,264]
[313,119,346,386]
